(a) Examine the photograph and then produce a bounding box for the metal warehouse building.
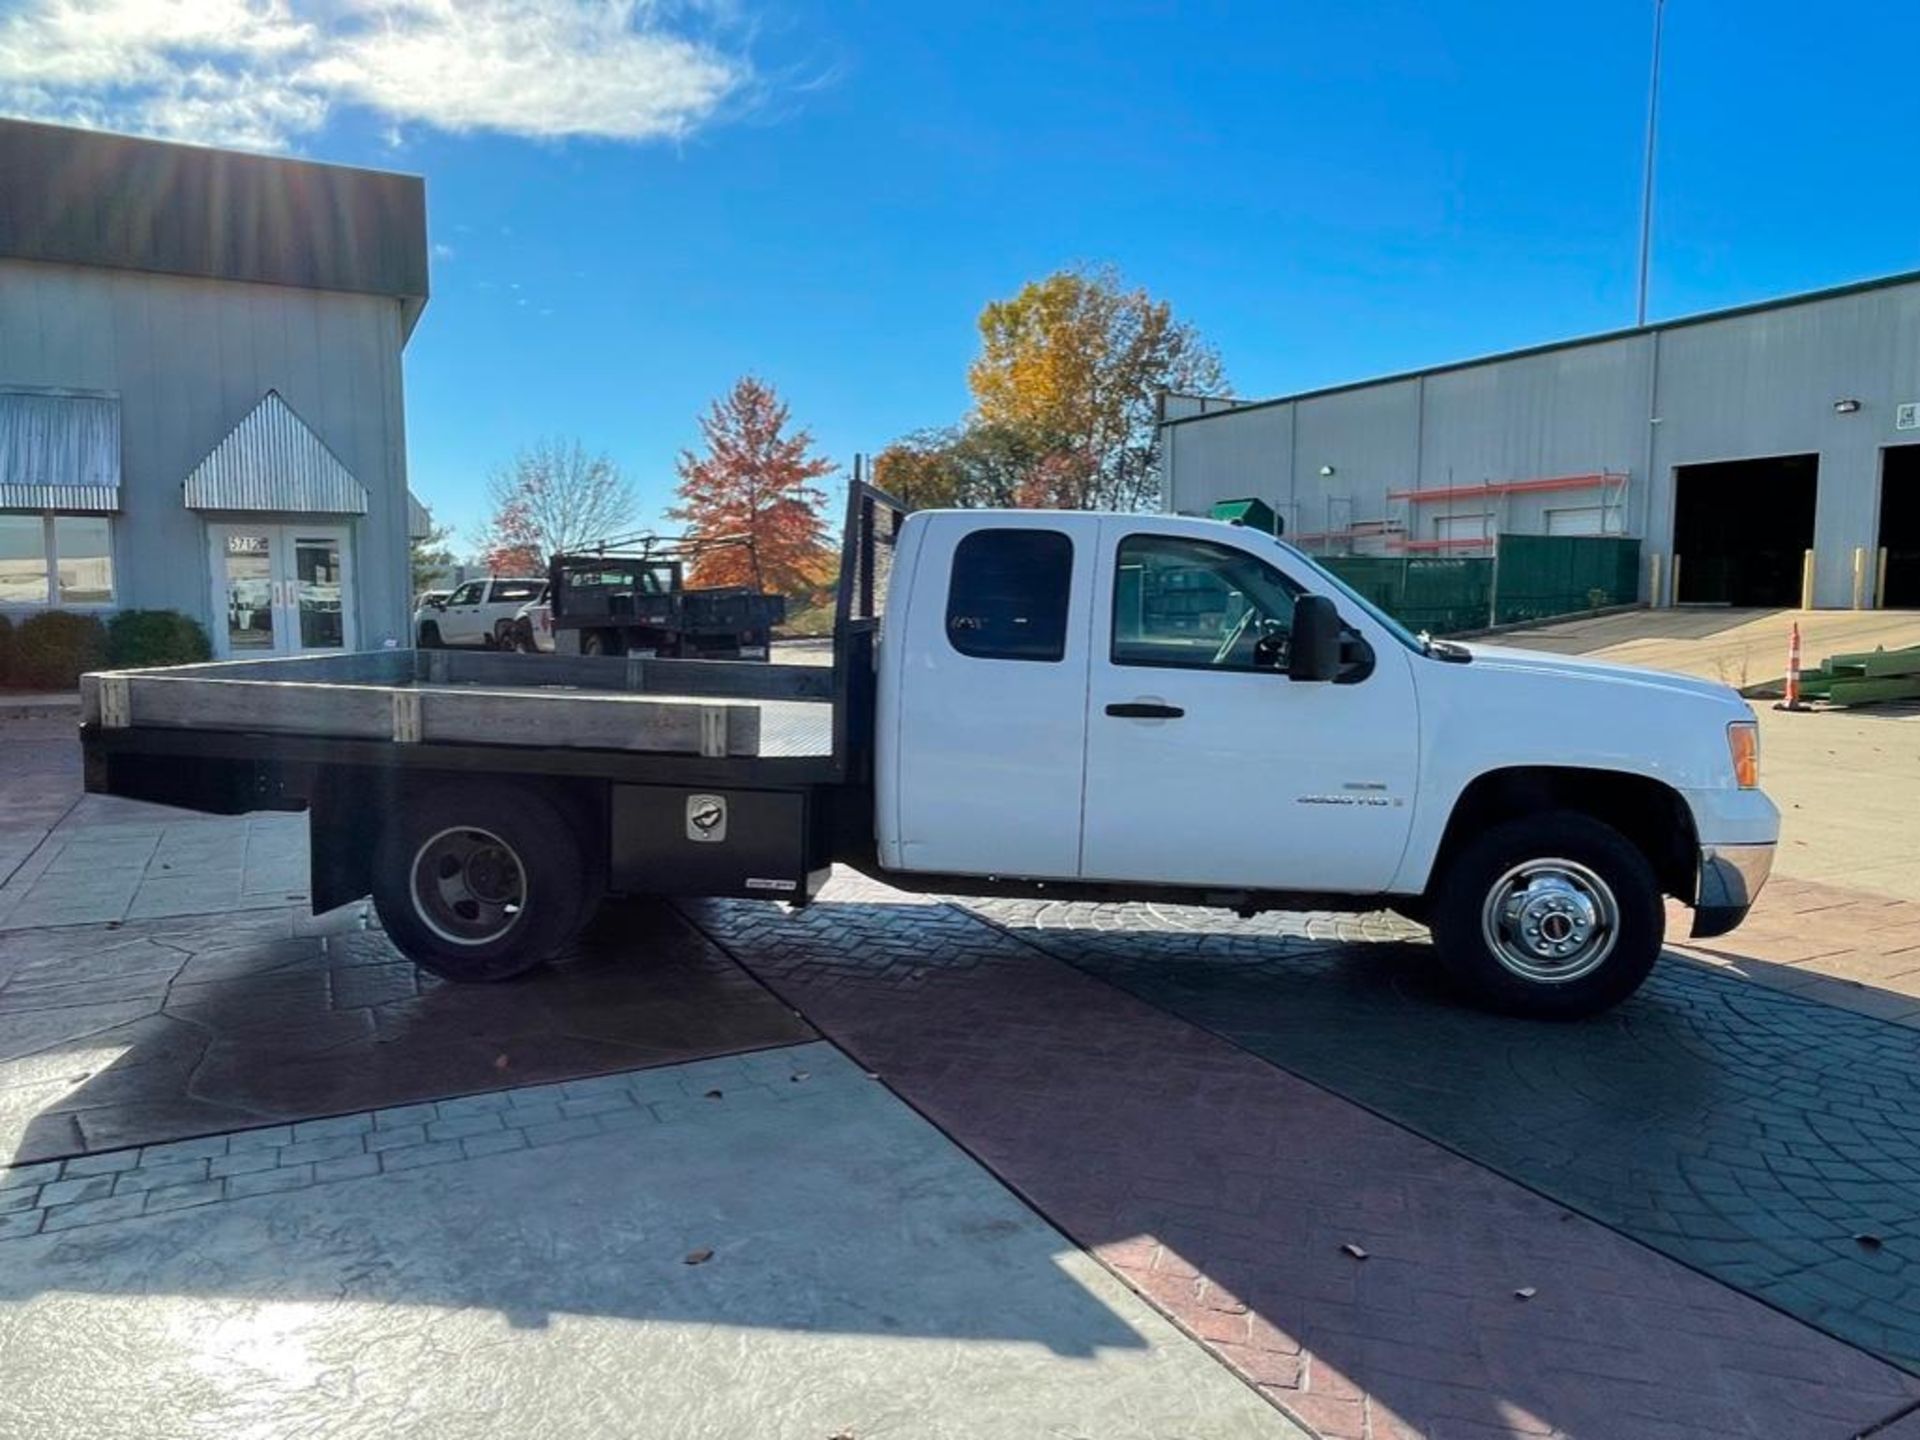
[0,119,430,657]
[1160,271,1920,611]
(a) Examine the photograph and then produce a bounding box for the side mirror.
[1287,594,1342,682]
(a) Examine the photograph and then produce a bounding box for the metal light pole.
[1635,0,1667,327]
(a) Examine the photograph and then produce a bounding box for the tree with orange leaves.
[670,377,837,599]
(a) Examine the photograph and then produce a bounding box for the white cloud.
[0,0,751,150]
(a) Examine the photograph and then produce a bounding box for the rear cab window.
[490,580,544,604]
[945,528,1073,661]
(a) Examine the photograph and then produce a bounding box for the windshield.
[1260,537,1428,655]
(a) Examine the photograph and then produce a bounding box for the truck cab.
[873,509,1778,1016]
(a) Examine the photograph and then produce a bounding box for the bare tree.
[479,439,636,567]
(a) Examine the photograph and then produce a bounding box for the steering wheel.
[1212,607,1257,666]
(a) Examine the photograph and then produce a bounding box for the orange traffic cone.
[1774,622,1805,711]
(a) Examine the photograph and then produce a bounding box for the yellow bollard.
[1853,547,1866,610]
[1880,548,1891,610]
[1648,552,1664,608]
[1801,549,1816,611]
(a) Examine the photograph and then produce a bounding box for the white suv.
[416,577,547,649]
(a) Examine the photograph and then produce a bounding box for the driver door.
[439,581,486,645]
[1078,521,1418,893]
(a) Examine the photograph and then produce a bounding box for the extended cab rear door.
[878,512,1099,879]
[1078,519,1419,893]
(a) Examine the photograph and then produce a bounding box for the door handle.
[1105,701,1185,719]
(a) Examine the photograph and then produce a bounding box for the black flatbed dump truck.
[81,487,902,982]
[547,532,787,660]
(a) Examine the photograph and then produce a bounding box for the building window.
[0,514,47,604]
[0,513,115,606]
[945,528,1074,662]
[54,515,114,603]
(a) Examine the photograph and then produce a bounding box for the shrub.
[10,611,107,690]
[106,609,212,669]
[0,613,12,687]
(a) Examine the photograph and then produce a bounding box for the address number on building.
[1897,402,1920,431]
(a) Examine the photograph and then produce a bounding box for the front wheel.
[417,621,443,648]
[371,781,588,982]
[1428,811,1662,1019]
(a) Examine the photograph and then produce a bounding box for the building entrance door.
[209,523,355,658]
[1880,446,1920,609]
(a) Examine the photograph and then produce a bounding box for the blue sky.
[4,2,1919,547]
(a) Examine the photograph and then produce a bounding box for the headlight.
[1727,721,1759,789]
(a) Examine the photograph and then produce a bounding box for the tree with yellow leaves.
[966,265,1225,510]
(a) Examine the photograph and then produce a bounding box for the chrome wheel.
[1479,857,1619,984]
[410,826,528,946]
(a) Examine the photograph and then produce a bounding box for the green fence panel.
[1317,539,1639,635]
[1493,535,1640,626]
[1321,555,1492,636]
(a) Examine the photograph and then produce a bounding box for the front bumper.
[1691,842,1776,938]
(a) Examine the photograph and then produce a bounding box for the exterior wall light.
[1833,399,1862,414]
[1319,465,1336,477]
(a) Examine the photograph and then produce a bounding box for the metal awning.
[183,391,367,515]
[0,390,121,511]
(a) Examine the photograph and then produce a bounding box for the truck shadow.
[0,912,1164,1367]
[1,900,811,1165]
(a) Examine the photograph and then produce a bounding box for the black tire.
[371,781,587,982]
[580,629,624,657]
[1428,811,1663,1019]
[418,621,443,648]
[492,620,517,650]
[513,622,539,654]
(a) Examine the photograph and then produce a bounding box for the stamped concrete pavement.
[0,1044,1302,1440]
[0,712,309,930]
[685,877,1920,1440]
[973,895,1920,1373]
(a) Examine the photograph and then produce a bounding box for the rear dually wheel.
[372,782,587,982]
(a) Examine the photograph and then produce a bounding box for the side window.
[491,580,543,604]
[1112,533,1303,671]
[945,528,1073,662]
[448,582,483,606]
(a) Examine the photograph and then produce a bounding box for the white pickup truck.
[81,484,1776,1018]
[415,576,547,650]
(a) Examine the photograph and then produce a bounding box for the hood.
[1460,642,1749,709]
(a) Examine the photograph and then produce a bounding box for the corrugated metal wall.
[0,257,413,644]
[1165,278,1920,608]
